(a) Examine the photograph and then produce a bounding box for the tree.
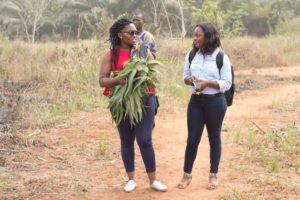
[0,0,54,43]
[2,0,300,40]
[161,0,173,37]
[0,0,22,39]
[176,0,186,37]
[188,1,226,30]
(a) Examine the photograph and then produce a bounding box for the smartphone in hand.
[193,80,201,90]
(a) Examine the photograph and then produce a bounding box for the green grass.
[234,127,242,144]
[296,161,300,174]
[236,123,300,173]
[97,137,109,156]
[0,179,20,199]
[270,153,279,172]
[246,128,256,148]
[225,122,300,199]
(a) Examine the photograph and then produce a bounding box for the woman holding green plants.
[99,18,167,193]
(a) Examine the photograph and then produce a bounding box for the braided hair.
[109,18,133,68]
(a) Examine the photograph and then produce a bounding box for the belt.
[193,93,223,97]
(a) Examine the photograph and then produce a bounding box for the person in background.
[99,18,167,193]
[178,22,232,190]
[132,13,156,58]
[132,12,160,124]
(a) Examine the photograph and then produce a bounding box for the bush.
[276,17,300,36]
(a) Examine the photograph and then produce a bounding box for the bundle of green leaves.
[109,57,162,126]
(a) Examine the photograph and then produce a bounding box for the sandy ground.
[0,67,299,200]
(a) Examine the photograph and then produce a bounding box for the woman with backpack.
[177,22,232,190]
[99,18,167,193]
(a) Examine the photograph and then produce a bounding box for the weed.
[97,137,109,156]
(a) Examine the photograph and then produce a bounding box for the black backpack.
[188,50,235,106]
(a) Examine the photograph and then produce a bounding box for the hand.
[184,76,197,85]
[195,80,208,92]
[117,77,126,86]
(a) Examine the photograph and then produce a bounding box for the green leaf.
[108,57,163,126]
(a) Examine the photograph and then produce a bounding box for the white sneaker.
[150,180,167,192]
[124,180,136,192]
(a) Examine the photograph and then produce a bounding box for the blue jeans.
[116,96,156,173]
[184,93,227,173]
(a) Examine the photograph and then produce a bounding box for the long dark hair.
[109,18,133,68]
[191,22,221,56]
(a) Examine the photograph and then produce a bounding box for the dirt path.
[84,87,299,200]
[1,67,299,200]
[72,67,300,200]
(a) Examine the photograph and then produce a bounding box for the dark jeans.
[116,96,156,173]
[184,93,227,174]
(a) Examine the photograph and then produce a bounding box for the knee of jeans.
[187,138,200,146]
[121,139,134,148]
[137,138,152,149]
[208,135,221,144]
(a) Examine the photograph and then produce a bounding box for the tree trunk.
[77,15,84,40]
[161,0,173,38]
[151,0,158,29]
[177,0,186,37]
[32,17,37,43]
[22,20,31,43]
[16,0,49,43]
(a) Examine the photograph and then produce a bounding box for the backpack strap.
[216,50,235,85]
[188,49,196,68]
[216,50,224,71]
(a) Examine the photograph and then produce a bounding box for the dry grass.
[235,74,300,92]
[1,39,107,133]
[271,95,300,115]
[224,122,300,200]
[1,35,300,139]
[158,35,300,69]
[221,84,300,199]
[1,34,300,200]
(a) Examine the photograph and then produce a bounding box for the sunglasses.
[122,30,138,36]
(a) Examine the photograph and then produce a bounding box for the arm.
[99,52,126,88]
[183,51,197,85]
[148,40,156,58]
[147,49,154,60]
[215,54,232,92]
[198,80,220,90]
[145,32,157,58]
